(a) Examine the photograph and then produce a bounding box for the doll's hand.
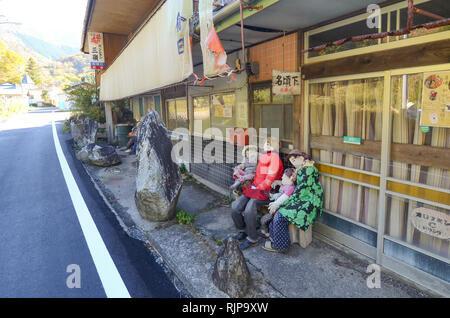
[271,180,282,189]
[268,202,279,214]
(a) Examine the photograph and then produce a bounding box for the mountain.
[0,30,92,88]
[14,32,79,61]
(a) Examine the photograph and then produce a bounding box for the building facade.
[81,0,449,295]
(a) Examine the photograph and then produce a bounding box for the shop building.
[81,0,449,295]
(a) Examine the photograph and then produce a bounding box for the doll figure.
[262,149,323,253]
[231,137,284,250]
[230,145,258,196]
[260,168,296,238]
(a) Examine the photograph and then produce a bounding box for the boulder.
[76,143,121,167]
[135,111,182,222]
[212,238,251,298]
[70,114,98,148]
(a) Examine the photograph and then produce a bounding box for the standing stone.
[212,238,251,298]
[70,114,98,148]
[76,143,121,167]
[135,111,182,222]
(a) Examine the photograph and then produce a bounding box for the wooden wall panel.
[302,39,450,80]
[311,136,450,170]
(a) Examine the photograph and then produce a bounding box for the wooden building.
[81,0,449,296]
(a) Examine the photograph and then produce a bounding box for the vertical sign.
[272,70,301,95]
[88,32,106,70]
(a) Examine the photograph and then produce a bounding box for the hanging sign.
[212,95,232,118]
[272,70,301,96]
[88,32,106,70]
[411,207,449,240]
[420,71,450,128]
[343,136,361,145]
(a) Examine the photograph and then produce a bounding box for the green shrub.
[62,120,71,133]
[176,210,196,225]
[179,163,187,174]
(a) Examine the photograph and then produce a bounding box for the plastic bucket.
[116,124,133,147]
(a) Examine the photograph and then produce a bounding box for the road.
[0,108,182,298]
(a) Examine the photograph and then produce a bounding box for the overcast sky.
[0,0,88,47]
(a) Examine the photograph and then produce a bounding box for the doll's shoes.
[262,240,283,253]
[234,232,247,241]
[239,238,258,250]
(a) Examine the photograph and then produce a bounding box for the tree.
[41,90,49,103]
[25,57,43,86]
[64,81,105,123]
[0,42,25,84]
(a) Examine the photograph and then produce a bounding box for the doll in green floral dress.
[263,150,323,253]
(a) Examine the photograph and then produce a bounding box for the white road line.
[52,115,131,298]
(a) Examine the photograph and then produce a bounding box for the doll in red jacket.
[231,137,284,250]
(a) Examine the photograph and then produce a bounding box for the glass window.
[307,0,449,58]
[385,194,449,259]
[211,93,236,136]
[167,99,177,131]
[262,104,283,137]
[253,86,294,142]
[193,96,210,135]
[389,73,449,190]
[166,98,188,131]
[176,99,188,129]
[253,87,271,103]
[309,77,384,228]
[139,97,144,117]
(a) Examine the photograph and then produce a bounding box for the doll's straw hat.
[287,149,311,161]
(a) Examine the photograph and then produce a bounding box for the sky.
[0,0,88,48]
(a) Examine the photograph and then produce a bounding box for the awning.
[99,0,193,102]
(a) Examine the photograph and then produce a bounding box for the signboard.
[272,70,301,96]
[343,136,361,145]
[411,207,449,240]
[420,71,450,128]
[212,95,232,118]
[88,32,105,70]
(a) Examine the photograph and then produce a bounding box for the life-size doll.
[259,168,296,238]
[262,149,323,253]
[230,145,258,197]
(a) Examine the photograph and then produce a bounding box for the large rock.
[212,238,251,298]
[76,143,121,167]
[135,111,182,222]
[70,114,98,148]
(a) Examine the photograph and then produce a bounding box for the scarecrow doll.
[263,150,323,253]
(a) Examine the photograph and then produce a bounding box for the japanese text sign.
[88,32,106,70]
[272,70,301,96]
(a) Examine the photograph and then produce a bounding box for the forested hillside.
[0,30,92,88]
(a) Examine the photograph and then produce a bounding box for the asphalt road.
[0,108,182,298]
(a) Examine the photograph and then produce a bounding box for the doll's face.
[263,141,273,152]
[281,173,294,185]
[290,155,305,168]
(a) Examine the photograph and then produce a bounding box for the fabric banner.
[199,0,228,77]
[100,0,193,101]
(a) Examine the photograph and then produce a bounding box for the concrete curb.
[80,154,193,298]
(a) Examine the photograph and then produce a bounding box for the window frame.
[251,83,294,144]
